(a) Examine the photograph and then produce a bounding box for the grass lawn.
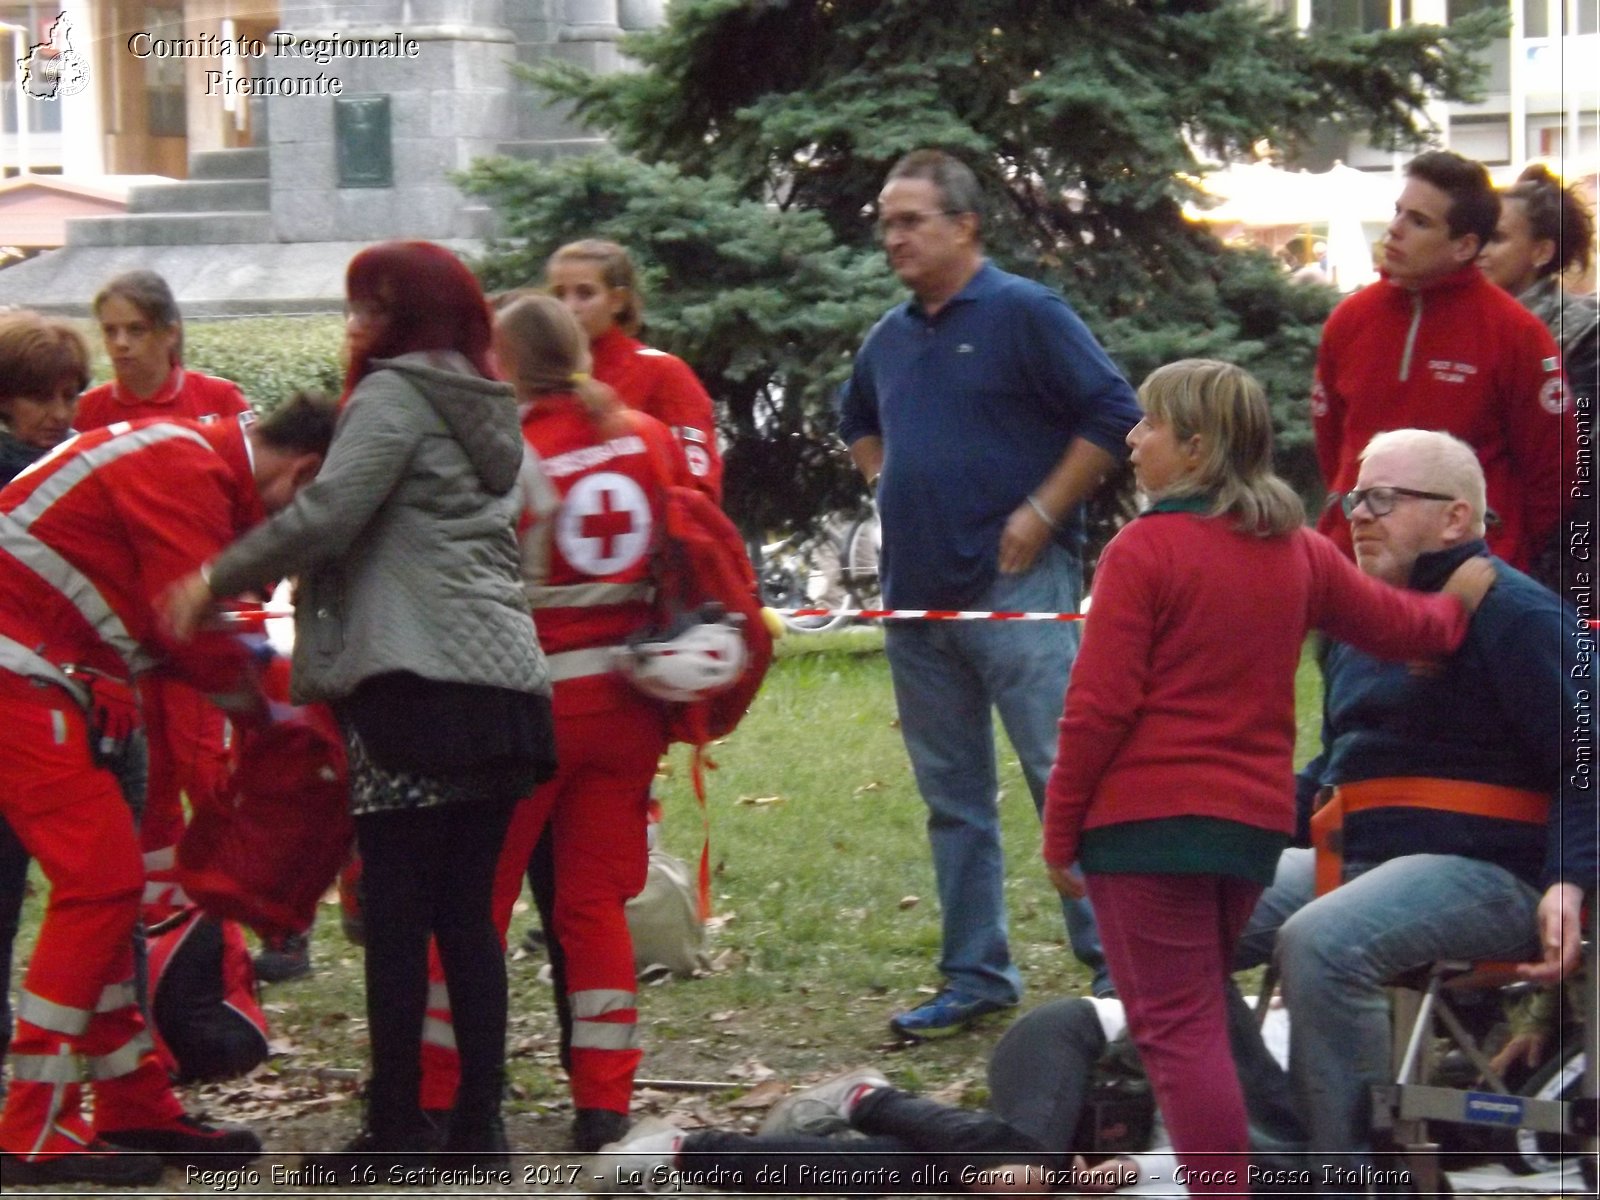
[9,627,1327,1161]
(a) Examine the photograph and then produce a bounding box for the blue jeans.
[884,543,1107,1004]
[1237,848,1539,1184]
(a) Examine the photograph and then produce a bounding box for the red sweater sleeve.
[1302,529,1469,660]
[1042,527,1157,869]
[651,355,723,504]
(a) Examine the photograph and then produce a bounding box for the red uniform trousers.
[0,674,184,1160]
[420,695,665,1115]
[138,675,232,922]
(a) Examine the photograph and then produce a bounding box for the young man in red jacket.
[1311,150,1575,571]
[0,397,332,1187]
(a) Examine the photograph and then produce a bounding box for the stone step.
[126,179,272,214]
[188,146,269,181]
[66,211,275,247]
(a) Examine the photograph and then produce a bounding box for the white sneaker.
[581,1117,684,1193]
[758,1068,890,1138]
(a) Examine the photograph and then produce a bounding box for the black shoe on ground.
[102,1113,262,1169]
[1,1142,166,1186]
[436,1111,509,1170]
[255,931,313,983]
[521,925,547,955]
[573,1107,632,1153]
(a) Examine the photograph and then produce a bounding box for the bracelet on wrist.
[1026,494,1060,530]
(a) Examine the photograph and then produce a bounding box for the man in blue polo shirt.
[839,149,1141,1039]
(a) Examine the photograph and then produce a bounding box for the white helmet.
[614,615,747,703]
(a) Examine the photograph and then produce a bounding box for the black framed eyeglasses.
[1338,486,1456,519]
[875,210,962,238]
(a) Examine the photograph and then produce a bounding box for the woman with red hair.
[166,242,554,1168]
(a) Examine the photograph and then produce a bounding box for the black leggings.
[355,794,516,1139]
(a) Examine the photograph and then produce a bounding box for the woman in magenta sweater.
[1041,359,1490,1195]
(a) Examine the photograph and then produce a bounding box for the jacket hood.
[371,353,523,494]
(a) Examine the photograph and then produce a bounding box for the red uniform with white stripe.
[591,326,722,503]
[420,398,687,1117]
[0,419,261,1162]
[75,369,253,917]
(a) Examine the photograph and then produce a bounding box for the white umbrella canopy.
[1187,160,1401,227]
[1186,161,1398,291]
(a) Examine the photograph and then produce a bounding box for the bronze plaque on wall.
[334,96,393,189]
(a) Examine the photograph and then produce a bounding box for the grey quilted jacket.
[208,352,549,706]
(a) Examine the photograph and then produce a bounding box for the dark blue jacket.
[1301,541,1595,891]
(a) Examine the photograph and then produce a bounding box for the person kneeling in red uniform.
[0,395,334,1187]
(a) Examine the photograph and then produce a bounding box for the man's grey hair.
[1359,428,1488,536]
[886,149,984,225]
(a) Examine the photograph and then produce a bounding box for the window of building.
[1447,0,1502,23]
[145,5,187,138]
[0,3,65,135]
[1312,0,1393,31]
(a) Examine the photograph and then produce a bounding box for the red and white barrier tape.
[214,609,295,625]
[775,608,1085,622]
[221,607,1600,628]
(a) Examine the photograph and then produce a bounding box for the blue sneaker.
[889,991,1013,1041]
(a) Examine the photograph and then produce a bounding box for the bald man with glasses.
[1234,427,1593,1188]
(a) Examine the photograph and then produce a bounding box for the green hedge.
[86,315,346,413]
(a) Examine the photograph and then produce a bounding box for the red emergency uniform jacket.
[590,326,722,503]
[421,399,690,1117]
[1312,265,1574,569]
[0,418,263,1162]
[75,367,250,432]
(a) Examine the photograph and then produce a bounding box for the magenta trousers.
[1085,871,1263,1197]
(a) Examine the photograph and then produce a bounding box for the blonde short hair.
[1137,358,1304,537]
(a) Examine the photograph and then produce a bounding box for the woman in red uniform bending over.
[546,240,722,503]
[418,294,709,1151]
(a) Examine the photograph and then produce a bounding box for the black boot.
[440,1065,510,1169]
[573,1107,632,1152]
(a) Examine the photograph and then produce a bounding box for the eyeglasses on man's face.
[875,210,962,239]
[1338,485,1455,519]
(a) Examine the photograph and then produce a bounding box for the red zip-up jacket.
[590,326,722,503]
[76,366,250,431]
[1311,265,1573,569]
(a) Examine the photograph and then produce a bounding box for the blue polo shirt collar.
[904,259,1001,321]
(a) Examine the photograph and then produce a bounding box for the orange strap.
[1337,777,1548,824]
[688,743,714,922]
[1309,790,1344,898]
[1311,777,1548,897]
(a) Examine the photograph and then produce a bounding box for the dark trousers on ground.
[355,794,516,1142]
[670,990,1305,1196]
[681,1087,1069,1194]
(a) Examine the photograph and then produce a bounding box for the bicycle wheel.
[773,529,853,633]
[841,511,881,610]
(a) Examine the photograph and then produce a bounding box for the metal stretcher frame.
[1368,903,1597,1194]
